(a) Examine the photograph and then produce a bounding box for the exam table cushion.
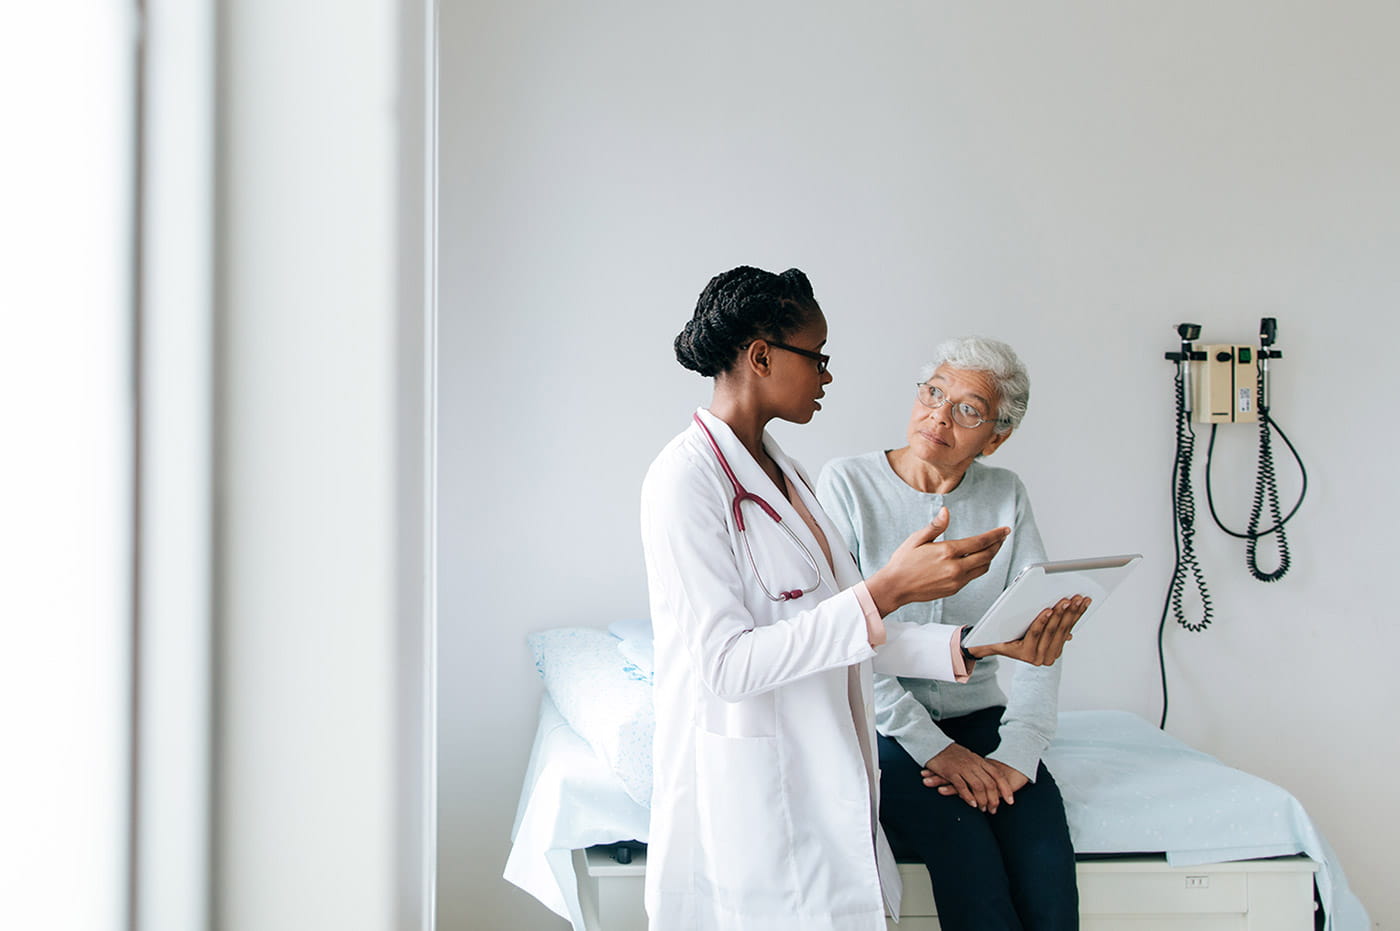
[528,626,654,807]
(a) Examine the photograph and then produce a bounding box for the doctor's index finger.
[942,526,1010,558]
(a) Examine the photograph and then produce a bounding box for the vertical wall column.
[211,1,433,929]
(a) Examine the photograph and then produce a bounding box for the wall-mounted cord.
[1157,363,1213,728]
[1203,367,1309,582]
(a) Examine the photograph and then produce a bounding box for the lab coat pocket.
[699,689,776,737]
[694,729,793,914]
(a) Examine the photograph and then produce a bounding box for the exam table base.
[575,846,1318,931]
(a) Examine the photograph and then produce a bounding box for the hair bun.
[673,266,820,378]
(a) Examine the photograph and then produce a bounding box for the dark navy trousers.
[877,706,1078,931]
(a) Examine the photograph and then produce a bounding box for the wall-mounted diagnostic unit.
[1192,344,1258,423]
[1156,318,1305,727]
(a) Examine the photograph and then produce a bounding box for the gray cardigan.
[816,452,1058,780]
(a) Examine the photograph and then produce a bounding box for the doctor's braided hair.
[674,266,822,377]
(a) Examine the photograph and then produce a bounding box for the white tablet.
[961,554,1142,649]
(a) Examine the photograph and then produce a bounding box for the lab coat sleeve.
[870,617,960,681]
[641,447,876,702]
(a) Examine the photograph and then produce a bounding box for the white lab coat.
[639,409,963,931]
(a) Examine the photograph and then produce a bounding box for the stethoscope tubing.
[693,413,822,602]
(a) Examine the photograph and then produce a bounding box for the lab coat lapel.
[692,409,840,597]
[692,408,771,499]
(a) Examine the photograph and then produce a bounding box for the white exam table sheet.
[506,699,1370,931]
[505,694,649,928]
[1044,710,1368,930]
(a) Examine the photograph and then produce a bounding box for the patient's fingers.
[986,759,1030,805]
[924,743,1020,812]
[992,764,1016,806]
[943,771,977,808]
[922,771,966,797]
[961,767,999,813]
[920,768,952,789]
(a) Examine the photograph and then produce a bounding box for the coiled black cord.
[1203,367,1308,581]
[1158,365,1214,728]
[1246,416,1290,581]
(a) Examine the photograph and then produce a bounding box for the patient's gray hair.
[917,336,1030,435]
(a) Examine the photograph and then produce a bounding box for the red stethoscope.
[693,413,823,602]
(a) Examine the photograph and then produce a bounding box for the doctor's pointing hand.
[639,266,1084,931]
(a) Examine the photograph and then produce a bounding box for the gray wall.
[438,3,1400,928]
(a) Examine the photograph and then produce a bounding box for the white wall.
[438,3,1400,928]
[1,5,134,929]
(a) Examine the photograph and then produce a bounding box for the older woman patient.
[817,336,1078,931]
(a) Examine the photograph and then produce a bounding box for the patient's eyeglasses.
[766,341,830,375]
[914,382,1005,429]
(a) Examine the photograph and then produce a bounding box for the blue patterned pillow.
[528,626,654,807]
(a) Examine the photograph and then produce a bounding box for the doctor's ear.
[745,339,772,374]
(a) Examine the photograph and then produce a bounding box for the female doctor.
[639,266,1087,931]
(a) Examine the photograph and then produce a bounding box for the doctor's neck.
[707,385,777,467]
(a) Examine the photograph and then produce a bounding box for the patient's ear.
[981,429,1012,458]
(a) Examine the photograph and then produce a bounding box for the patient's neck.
[887,447,967,495]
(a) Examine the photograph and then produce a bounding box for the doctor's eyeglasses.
[766,340,830,374]
[915,383,1006,429]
